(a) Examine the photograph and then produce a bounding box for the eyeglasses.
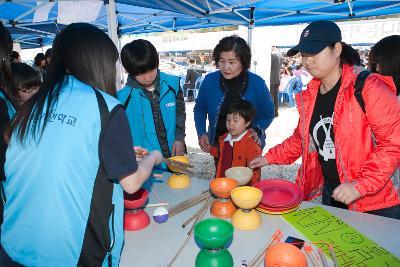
[18,86,39,94]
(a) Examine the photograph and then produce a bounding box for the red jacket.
[214,131,262,185]
[265,64,400,212]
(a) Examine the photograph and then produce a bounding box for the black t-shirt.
[309,78,341,185]
[101,107,138,180]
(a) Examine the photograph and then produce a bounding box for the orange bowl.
[209,178,239,199]
[264,243,308,267]
[210,200,237,219]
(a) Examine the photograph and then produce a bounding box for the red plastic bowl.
[124,210,150,231]
[124,188,148,209]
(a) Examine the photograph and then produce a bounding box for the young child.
[213,99,262,185]
[117,39,186,169]
[11,63,41,106]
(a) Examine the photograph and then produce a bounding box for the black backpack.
[354,70,400,182]
[354,69,371,113]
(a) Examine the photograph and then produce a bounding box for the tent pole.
[106,0,122,89]
[247,6,255,46]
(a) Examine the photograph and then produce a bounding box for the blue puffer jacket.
[193,70,275,148]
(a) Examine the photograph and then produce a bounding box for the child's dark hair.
[226,99,256,125]
[11,62,41,91]
[121,39,159,76]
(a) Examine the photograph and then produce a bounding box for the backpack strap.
[122,88,133,110]
[354,70,371,113]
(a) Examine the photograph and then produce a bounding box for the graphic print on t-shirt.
[312,114,335,161]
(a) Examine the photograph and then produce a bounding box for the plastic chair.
[186,76,202,100]
[278,76,301,107]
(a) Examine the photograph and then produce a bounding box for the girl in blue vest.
[117,39,186,169]
[0,21,17,227]
[1,23,162,267]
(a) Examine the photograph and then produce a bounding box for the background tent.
[3,0,400,49]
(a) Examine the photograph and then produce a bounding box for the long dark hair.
[10,23,119,142]
[0,22,16,104]
[369,35,400,96]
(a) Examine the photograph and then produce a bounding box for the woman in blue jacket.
[1,23,162,267]
[194,35,275,165]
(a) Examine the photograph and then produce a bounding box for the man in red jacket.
[250,20,400,219]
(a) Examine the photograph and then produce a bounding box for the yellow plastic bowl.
[231,209,262,231]
[225,167,253,186]
[167,173,191,189]
[230,186,262,209]
[167,155,190,173]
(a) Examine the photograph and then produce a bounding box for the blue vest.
[2,76,124,267]
[0,90,16,119]
[117,72,179,167]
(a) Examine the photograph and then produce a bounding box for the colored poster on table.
[283,206,400,267]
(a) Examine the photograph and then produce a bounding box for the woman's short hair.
[369,35,400,95]
[11,62,41,91]
[226,99,256,124]
[213,35,251,70]
[121,39,159,76]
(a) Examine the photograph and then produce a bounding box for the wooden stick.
[248,230,283,267]
[187,197,213,235]
[168,192,207,213]
[166,231,193,267]
[318,248,329,267]
[166,197,212,267]
[181,206,203,228]
[168,194,208,217]
[329,245,339,267]
[168,191,211,217]
[145,202,169,208]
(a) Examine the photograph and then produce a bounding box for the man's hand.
[332,182,361,205]
[249,156,268,169]
[172,140,186,156]
[198,134,210,152]
[248,128,261,145]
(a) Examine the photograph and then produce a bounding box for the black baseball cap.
[287,20,342,57]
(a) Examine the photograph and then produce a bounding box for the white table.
[120,174,400,267]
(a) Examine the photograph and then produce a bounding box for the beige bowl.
[230,186,262,209]
[225,167,253,186]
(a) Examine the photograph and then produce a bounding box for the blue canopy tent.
[2,0,400,49]
[121,0,400,45]
[1,1,226,49]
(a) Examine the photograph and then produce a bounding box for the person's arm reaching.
[119,151,162,194]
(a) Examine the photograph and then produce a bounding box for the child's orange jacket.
[212,130,262,185]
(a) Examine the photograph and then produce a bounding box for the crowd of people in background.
[0,19,399,266]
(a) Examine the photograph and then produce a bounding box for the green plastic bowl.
[195,249,233,267]
[194,218,234,249]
